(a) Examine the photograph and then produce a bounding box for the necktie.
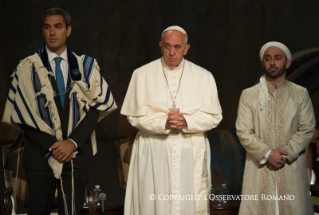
[54,57,65,107]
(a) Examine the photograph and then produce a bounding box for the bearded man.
[236,41,315,215]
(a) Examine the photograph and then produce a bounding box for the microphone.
[99,193,107,213]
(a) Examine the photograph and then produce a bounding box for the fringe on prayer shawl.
[2,52,117,215]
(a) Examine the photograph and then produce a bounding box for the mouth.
[49,38,57,42]
[269,67,278,71]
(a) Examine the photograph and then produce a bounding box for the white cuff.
[182,115,192,133]
[260,150,271,164]
[68,139,78,149]
[49,142,58,151]
[163,116,171,134]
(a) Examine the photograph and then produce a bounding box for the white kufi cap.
[259,41,292,61]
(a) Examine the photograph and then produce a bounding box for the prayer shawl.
[2,45,117,179]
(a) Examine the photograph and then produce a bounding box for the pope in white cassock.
[121,26,222,215]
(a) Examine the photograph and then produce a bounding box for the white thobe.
[236,80,315,215]
[121,58,222,215]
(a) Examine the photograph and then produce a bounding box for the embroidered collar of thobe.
[259,76,286,110]
[266,80,286,99]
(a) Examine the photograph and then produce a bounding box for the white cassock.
[121,58,222,215]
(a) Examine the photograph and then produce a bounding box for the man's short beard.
[263,63,286,79]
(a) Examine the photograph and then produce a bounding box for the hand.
[51,140,76,163]
[65,153,74,163]
[165,109,187,130]
[266,149,288,170]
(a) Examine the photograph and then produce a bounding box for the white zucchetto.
[162,25,187,36]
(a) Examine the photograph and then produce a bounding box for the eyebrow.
[43,23,63,27]
[264,54,283,57]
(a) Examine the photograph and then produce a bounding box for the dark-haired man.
[2,7,116,214]
[236,42,315,215]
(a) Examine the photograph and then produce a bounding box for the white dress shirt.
[45,46,77,150]
[46,46,69,88]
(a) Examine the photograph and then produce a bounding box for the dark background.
[1,0,319,208]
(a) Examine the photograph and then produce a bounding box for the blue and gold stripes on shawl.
[32,64,53,128]
[82,55,116,113]
[7,68,40,130]
[83,55,94,88]
[3,49,117,179]
[3,48,117,145]
[83,56,115,112]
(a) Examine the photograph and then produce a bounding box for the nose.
[50,27,55,36]
[169,48,175,56]
[270,57,276,65]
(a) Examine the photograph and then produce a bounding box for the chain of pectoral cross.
[161,59,185,111]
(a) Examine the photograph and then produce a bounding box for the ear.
[66,26,72,37]
[159,41,163,48]
[183,44,190,55]
[285,60,291,69]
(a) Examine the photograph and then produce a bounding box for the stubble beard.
[263,64,286,79]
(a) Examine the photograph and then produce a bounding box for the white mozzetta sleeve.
[182,69,222,134]
[127,112,171,135]
[182,111,222,133]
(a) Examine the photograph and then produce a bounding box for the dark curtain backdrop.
[1,0,319,208]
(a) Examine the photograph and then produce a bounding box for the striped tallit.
[2,48,117,179]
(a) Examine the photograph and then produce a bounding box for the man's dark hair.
[42,7,71,28]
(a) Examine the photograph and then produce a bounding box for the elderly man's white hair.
[259,41,292,61]
[161,25,188,43]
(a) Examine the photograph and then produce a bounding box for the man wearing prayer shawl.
[2,8,116,214]
[236,41,315,215]
[121,25,222,215]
